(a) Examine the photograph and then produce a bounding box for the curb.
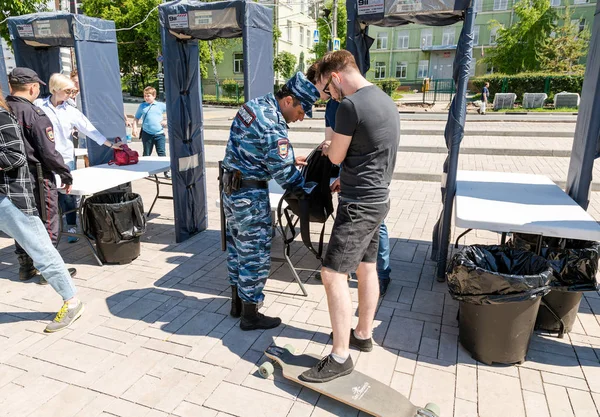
[203,124,574,138]
[202,161,598,190]
[202,139,571,157]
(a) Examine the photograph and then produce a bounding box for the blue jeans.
[377,222,391,280]
[141,130,166,157]
[59,160,78,227]
[0,196,76,301]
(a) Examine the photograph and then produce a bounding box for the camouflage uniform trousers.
[223,188,272,304]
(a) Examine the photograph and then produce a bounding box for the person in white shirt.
[34,73,121,242]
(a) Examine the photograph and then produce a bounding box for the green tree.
[540,7,590,73]
[0,0,48,44]
[484,0,557,74]
[296,51,306,73]
[274,51,297,79]
[312,0,347,59]
[82,0,162,90]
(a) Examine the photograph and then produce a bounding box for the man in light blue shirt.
[133,86,168,177]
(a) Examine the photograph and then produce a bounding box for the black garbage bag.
[447,245,552,304]
[508,233,600,292]
[82,192,146,244]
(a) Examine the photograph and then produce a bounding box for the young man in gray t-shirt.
[300,50,400,383]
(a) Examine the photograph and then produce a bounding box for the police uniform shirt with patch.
[6,96,73,186]
[223,93,304,191]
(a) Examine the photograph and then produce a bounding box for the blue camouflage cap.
[285,72,320,118]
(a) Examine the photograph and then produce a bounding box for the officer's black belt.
[239,179,268,189]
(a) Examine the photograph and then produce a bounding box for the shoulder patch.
[45,126,54,142]
[236,105,256,127]
[277,139,289,159]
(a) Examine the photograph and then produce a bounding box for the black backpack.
[277,148,339,261]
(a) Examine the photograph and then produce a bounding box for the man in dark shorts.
[305,62,394,296]
[300,50,400,383]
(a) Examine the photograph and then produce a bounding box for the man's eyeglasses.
[322,75,333,97]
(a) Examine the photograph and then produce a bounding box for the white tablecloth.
[455,170,600,241]
[58,156,170,196]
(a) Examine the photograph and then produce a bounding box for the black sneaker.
[299,354,354,383]
[379,278,391,297]
[329,329,373,352]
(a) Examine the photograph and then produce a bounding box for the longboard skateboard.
[260,345,440,417]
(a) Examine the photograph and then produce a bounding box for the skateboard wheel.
[259,361,274,379]
[424,403,440,416]
[283,344,295,354]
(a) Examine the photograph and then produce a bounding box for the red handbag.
[108,138,139,166]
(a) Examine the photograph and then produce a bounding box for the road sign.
[313,29,320,44]
[157,54,164,63]
[333,38,341,51]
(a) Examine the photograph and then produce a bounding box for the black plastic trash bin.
[448,245,552,365]
[509,234,600,334]
[539,241,599,333]
[82,192,146,264]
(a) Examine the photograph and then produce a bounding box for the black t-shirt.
[334,85,399,201]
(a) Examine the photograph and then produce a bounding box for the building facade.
[201,0,317,95]
[365,0,597,86]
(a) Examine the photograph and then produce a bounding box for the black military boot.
[240,301,281,331]
[230,285,242,318]
[17,254,38,281]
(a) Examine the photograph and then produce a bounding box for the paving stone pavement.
[1,162,600,416]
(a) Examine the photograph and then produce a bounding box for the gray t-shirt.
[334,85,400,202]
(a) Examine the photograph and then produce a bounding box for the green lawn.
[493,107,578,113]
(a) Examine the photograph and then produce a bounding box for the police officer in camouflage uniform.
[222,72,320,331]
[6,68,75,284]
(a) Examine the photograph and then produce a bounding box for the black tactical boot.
[240,301,281,331]
[230,285,242,318]
[17,254,38,281]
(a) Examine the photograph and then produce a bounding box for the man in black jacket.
[6,67,76,284]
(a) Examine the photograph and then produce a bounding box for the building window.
[417,60,429,78]
[307,29,311,45]
[469,58,476,77]
[375,62,386,79]
[579,18,586,33]
[493,0,508,10]
[550,0,560,6]
[442,28,455,46]
[573,0,587,4]
[376,32,388,49]
[301,0,306,13]
[473,25,480,45]
[474,0,483,12]
[287,20,292,41]
[490,27,499,45]
[300,26,304,45]
[421,28,433,47]
[233,53,243,73]
[397,31,409,49]
[395,62,407,78]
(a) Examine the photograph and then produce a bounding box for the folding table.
[57,156,171,265]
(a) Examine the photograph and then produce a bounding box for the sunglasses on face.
[323,75,333,97]
[63,89,77,95]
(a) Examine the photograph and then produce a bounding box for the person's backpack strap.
[277,194,297,246]
[298,199,327,260]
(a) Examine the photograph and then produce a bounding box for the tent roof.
[7,12,117,46]
[159,0,271,40]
